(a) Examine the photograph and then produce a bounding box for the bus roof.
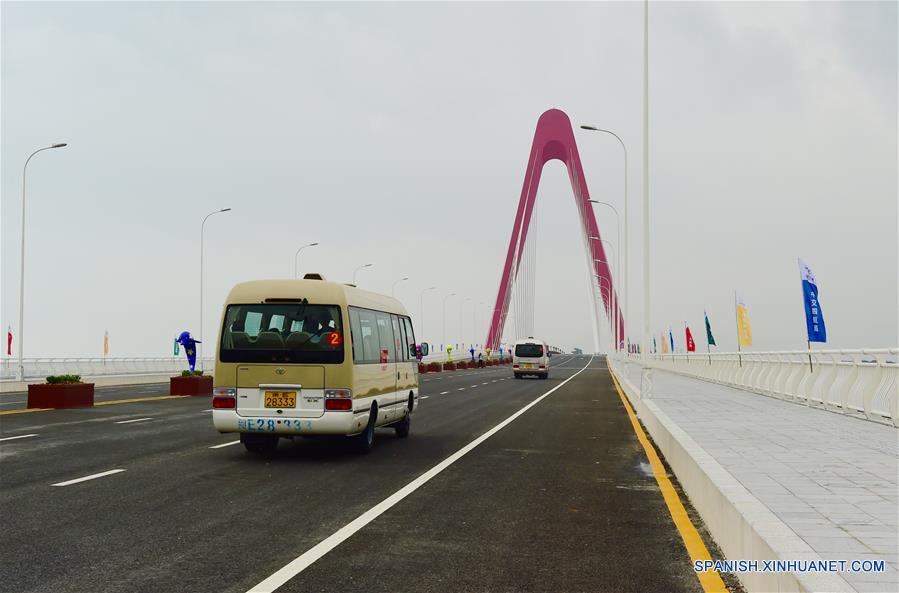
[223,276,409,316]
[513,337,547,345]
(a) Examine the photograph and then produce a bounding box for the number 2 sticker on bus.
[327,331,342,346]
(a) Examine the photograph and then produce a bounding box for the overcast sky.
[2,1,896,358]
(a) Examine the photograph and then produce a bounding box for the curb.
[610,362,855,593]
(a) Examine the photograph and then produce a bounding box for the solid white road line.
[115,417,153,424]
[209,440,241,449]
[246,355,594,593]
[0,433,38,443]
[52,469,126,487]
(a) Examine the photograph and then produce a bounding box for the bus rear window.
[220,303,344,363]
[515,344,544,358]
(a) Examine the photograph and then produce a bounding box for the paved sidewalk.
[615,361,898,593]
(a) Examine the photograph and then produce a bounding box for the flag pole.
[734,291,742,368]
[807,340,813,373]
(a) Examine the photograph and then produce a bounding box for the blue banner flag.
[669,327,675,352]
[799,258,827,343]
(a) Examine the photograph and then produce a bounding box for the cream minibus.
[212,274,423,454]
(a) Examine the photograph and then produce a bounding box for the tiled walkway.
[617,361,898,593]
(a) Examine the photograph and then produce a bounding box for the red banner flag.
[6,326,11,356]
[686,325,696,352]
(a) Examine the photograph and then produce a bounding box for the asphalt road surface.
[1,355,723,593]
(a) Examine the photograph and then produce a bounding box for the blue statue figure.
[177,331,201,372]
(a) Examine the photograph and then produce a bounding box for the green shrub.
[46,374,83,385]
[181,370,205,377]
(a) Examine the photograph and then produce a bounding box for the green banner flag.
[173,339,180,356]
[705,310,716,346]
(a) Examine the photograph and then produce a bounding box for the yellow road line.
[0,407,53,416]
[95,395,191,406]
[0,395,193,415]
[609,368,729,593]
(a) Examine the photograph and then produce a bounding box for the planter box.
[427,362,442,373]
[418,363,427,374]
[28,383,94,409]
[170,375,213,396]
[443,362,456,371]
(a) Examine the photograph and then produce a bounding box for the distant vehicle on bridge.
[512,337,550,379]
[211,274,420,454]
[572,348,583,355]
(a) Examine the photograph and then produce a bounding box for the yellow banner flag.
[103,330,109,356]
[735,294,753,347]
[661,331,670,353]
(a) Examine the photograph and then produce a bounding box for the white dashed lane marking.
[209,440,241,449]
[439,391,449,395]
[52,469,126,487]
[0,433,38,442]
[115,418,153,424]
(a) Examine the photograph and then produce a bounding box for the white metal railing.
[0,357,215,382]
[613,349,898,427]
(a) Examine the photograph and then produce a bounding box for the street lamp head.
[580,125,599,131]
[220,208,232,213]
[309,242,319,247]
[364,263,373,269]
[51,143,67,148]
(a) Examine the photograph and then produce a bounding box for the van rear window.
[219,304,344,364]
[515,344,544,358]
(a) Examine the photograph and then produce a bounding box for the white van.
[512,337,549,379]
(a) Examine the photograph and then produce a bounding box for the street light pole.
[17,143,68,381]
[200,208,231,371]
[596,279,613,353]
[590,200,627,351]
[580,126,629,354]
[442,293,456,350]
[353,263,373,285]
[460,297,471,349]
[642,0,651,364]
[594,261,616,352]
[419,286,437,343]
[599,238,620,352]
[391,277,409,298]
[294,242,319,278]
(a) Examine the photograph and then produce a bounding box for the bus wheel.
[354,405,377,453]
[394,410,411,439]
[242,433,278,455]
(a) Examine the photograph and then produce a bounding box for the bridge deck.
[0,355,729,593]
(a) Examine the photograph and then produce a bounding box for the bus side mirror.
[420,342,430,357]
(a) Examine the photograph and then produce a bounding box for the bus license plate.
[264,391,296,408]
